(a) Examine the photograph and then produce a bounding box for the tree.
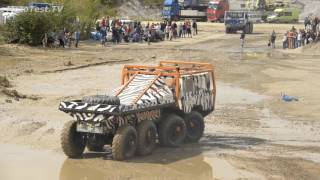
[5,8,76,45]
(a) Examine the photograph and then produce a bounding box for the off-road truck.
[225,11,254,34]
[59,61,216,161]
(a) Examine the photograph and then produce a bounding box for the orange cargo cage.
[120,61,216,103]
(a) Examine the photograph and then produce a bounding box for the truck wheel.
[136,120,157,156]
[244,24,249,34]
[225,28,230,34]
[248,23,253,34]
[82,95,120,105]
[159,114,186,147]
[112,125,137,161]
[61,121,85,158]
[184,111,204,142]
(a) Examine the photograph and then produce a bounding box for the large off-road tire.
[159,114,186,147]
[249,23,254,34]
[82,95,120,105]
[136,120,157,156]
[184,111,205,143]
[225,27,230,34]
[61,121,85,158]
[244,24,250,34]
[112,125,137,161]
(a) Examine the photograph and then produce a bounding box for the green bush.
[5,9,77,46]
[0,25,6,44]
[144,0,163,7]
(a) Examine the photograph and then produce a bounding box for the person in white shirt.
[297,31,302,47]
[282,33,288,49]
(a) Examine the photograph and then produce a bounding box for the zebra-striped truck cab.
[59,61,216,161]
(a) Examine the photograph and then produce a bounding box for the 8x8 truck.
[59,61,216,161]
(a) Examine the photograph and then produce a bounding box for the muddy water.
[0,144,64,180]
[0,143,214,180]
[0,83,267,180]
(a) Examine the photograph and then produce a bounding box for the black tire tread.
[82,95,120,105]
[61,121,85,158]
[136,120,157,156]
[112,125,137,161]
[185,111,205,143]
[159,114,186,147]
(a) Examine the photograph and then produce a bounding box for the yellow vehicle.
[246,0,289,11]
[267,8,300,23]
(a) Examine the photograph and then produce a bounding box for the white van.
[0,6,25,24]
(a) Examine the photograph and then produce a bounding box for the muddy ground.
[0,23,320,180]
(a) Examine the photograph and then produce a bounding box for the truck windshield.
[226,12,244,19]
[208,4,222,10]
[163,6,171,11]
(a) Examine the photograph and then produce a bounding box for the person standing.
[165,23,170,40]
[240,31,245,48]
[100,17,108,46]
[282,32,288,49]
[100,26,107,46]
[192,19,198,36]
[297,30,302,47]
[182,23,186,38]
[186,20,192,38]
[178,22,183,38]
[304,16,310,29]
[270,30,276,48]
[58,30,65,48]
[301,30,306,46]
[74,30,80,48]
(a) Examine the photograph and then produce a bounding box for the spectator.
[100,26,107,46]
[186,20,192,38]
[58,30,65,48]
[165,23,170,40]
[75,30,80,48]
[284,16,319,49]
[192,20,198,36]
[182,23,186,38]
[297,30,302,47]
[270,30,276,48]
[304,16,310,29]
[282,33,288,49]
[240,31,245,48]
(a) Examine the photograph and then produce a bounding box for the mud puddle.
[216,82,267,105]
[0,142,264,180]
[0,144,64,180]
[0,143,217,180]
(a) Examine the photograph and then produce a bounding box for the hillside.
[1,0,320,19]
[117,0,161,19]
[116,0,320,19]
[296,0,320,17]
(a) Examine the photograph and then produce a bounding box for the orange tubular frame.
[120,61,216,106]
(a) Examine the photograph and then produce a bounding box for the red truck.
[207,0,229,22]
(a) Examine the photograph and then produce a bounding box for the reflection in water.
[59,145,213,180]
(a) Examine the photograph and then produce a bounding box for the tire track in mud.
[41,58,135,74]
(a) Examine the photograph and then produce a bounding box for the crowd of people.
[93,16,198,46]
[282,16,320,49]
[41,16,199,48]
[42,28,80,48]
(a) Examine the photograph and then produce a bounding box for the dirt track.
[1,23,320,180]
